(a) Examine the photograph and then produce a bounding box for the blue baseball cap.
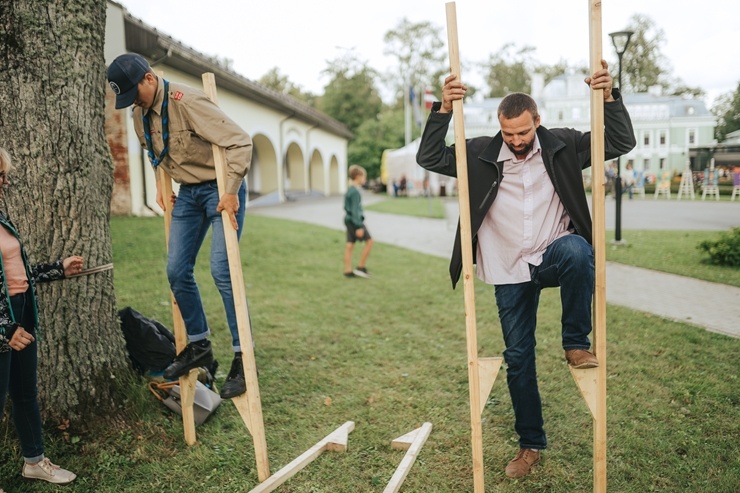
[107,53,150,109]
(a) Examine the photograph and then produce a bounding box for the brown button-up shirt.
[133,77,252,194]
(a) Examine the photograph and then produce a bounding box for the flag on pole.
[409,85,422,128]
[424,87,435,111]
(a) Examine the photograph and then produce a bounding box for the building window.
[643,159,651,170]
[558,110,564,121]
[660,131,666,145]
[659,158,666,169]
[688,129,696,145]
[643,133,650,147]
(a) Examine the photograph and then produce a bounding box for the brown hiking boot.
[505,448,541,479]
[565,349,599,369]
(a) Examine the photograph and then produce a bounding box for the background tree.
[537,59,590,85]
[258,67,316,106]
[382,18,446,103]
[318,52,383,136]
[0,0,127,421]
[619,14,671,93]
[618,14,705,98]
[712,82,740,142]
[348,108,406,180]
[483,43,536,97]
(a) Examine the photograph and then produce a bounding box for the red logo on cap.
[173,91,184,101]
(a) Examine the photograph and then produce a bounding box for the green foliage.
[348,108,405,180]
[257,67,317,105]
[382,18,446,99]
[537,59,574,85]
[712,82,740,142]
[318,54,383,135]
[697,227,740,267]
[669,83,705,99]
[620,14,670,93]
[483,43,535,97]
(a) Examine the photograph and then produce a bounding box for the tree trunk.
[0,0,128,422]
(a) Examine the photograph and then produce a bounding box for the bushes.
[697,227,740,267]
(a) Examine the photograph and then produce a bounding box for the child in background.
[343,165,373,278]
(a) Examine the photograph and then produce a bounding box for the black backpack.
[118,307,176,374]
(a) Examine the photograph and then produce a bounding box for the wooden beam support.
[478,357,503,414]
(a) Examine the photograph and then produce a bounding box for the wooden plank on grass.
[248,421,356,493]
[384,422,433,493]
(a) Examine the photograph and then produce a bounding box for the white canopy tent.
[381,138,455,197]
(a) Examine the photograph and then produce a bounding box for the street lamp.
[609,30,633,245]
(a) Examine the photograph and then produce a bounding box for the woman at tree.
[0,147,82,486]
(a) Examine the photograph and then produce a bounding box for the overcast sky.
[116,0,739,107]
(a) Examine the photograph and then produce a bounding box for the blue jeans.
[493,234,594,449]
[167,180,247,351]
[0,290,45,463]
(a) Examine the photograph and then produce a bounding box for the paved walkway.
[249,193,740,339]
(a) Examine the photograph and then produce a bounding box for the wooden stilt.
[444,3,489,492]
[159,167,198,446]
[384,423,433,493]
[582,2,608,491]
[247,421,355,493]
[201,73,271,481]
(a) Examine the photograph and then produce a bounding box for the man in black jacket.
[416,60,635,479]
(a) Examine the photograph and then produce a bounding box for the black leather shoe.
[220,355,246,399]
[163,341,214,380]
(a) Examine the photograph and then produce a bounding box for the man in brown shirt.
[107,53,252,399]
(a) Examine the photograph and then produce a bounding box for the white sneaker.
[22,457,77,484]
[353,267,370,278]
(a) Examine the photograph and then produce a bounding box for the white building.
[461,72,717,178]
[105,1,352,216]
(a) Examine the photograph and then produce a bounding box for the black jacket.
[416,89,636,288]
[0,211,65,353]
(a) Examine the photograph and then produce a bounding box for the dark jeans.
[167,181,247,351]
[493,234,594,449]
[0,290,45,462]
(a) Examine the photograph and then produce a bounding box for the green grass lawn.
[606,230,740,287]
[365,196,446,219]
[2,215,738,492]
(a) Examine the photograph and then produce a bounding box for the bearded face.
[499,111,540,159]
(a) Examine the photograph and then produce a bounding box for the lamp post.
[609,30,633,245]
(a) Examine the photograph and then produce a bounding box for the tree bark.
[0,0,128,421]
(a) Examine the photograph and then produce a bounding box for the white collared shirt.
[476,135,572,285]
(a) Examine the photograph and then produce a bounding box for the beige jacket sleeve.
[184,92,253,194]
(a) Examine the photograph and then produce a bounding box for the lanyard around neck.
[142,79,170,168]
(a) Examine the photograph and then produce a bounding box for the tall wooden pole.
[159,168,198,446]
[201,73,271,481]
[588,1,608,491]
[445,3,485,492]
